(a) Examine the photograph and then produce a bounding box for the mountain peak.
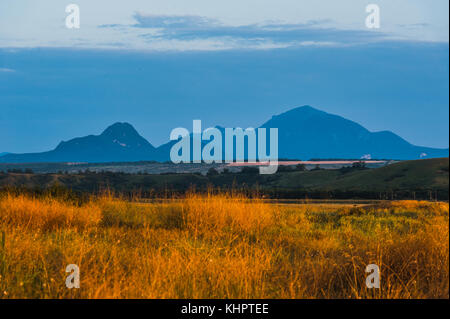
[268,105,325,121]
[98,122,156,151]
[295,105,318,111]
[283,105,325,115]
[101,122,140,138]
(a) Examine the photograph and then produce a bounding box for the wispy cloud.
[397,23,431,29]
[0,68,15,73]
[0,1,447,50]
[97,13,388,51]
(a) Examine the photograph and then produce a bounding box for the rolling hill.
[268,157,449,191]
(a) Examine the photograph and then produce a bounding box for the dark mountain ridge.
[1,106,448,163]
[2,122,164,163]
[260,106,446,160]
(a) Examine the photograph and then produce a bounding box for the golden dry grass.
[0,191,448,299]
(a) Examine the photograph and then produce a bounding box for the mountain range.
[1,106,448,163]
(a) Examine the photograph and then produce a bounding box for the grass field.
[0,191,448,299]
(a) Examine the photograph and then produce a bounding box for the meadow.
[0,191,448,299]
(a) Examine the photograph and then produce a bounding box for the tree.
[352,161,366,169]
[206,168,219,176]
[240,167,259,174]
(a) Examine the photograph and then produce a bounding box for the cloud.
[397,23,431,29]
[133,13,385,44]
[0,1,447,50]
[0,68,15,72]
[133,14,218,29]
[97,13,388,51]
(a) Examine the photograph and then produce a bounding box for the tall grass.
[0,191,448,298]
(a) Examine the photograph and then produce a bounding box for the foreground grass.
[0,192,448,299]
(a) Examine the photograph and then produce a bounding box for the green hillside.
[0,158,448,199]
[269,158,449,191]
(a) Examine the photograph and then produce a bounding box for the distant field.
[0,191,448,298]
[0,160,389,174]
[0,158,448,200]
[229,160,389,167]
[0,161,230,175]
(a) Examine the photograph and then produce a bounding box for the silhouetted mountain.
[260,106,448,160]
[1,106,448,163]
[1,122,163,163]
[156,106,448,161]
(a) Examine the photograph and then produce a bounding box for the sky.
[0,0,449,152]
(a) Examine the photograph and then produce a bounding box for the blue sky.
[0,1,448,152]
